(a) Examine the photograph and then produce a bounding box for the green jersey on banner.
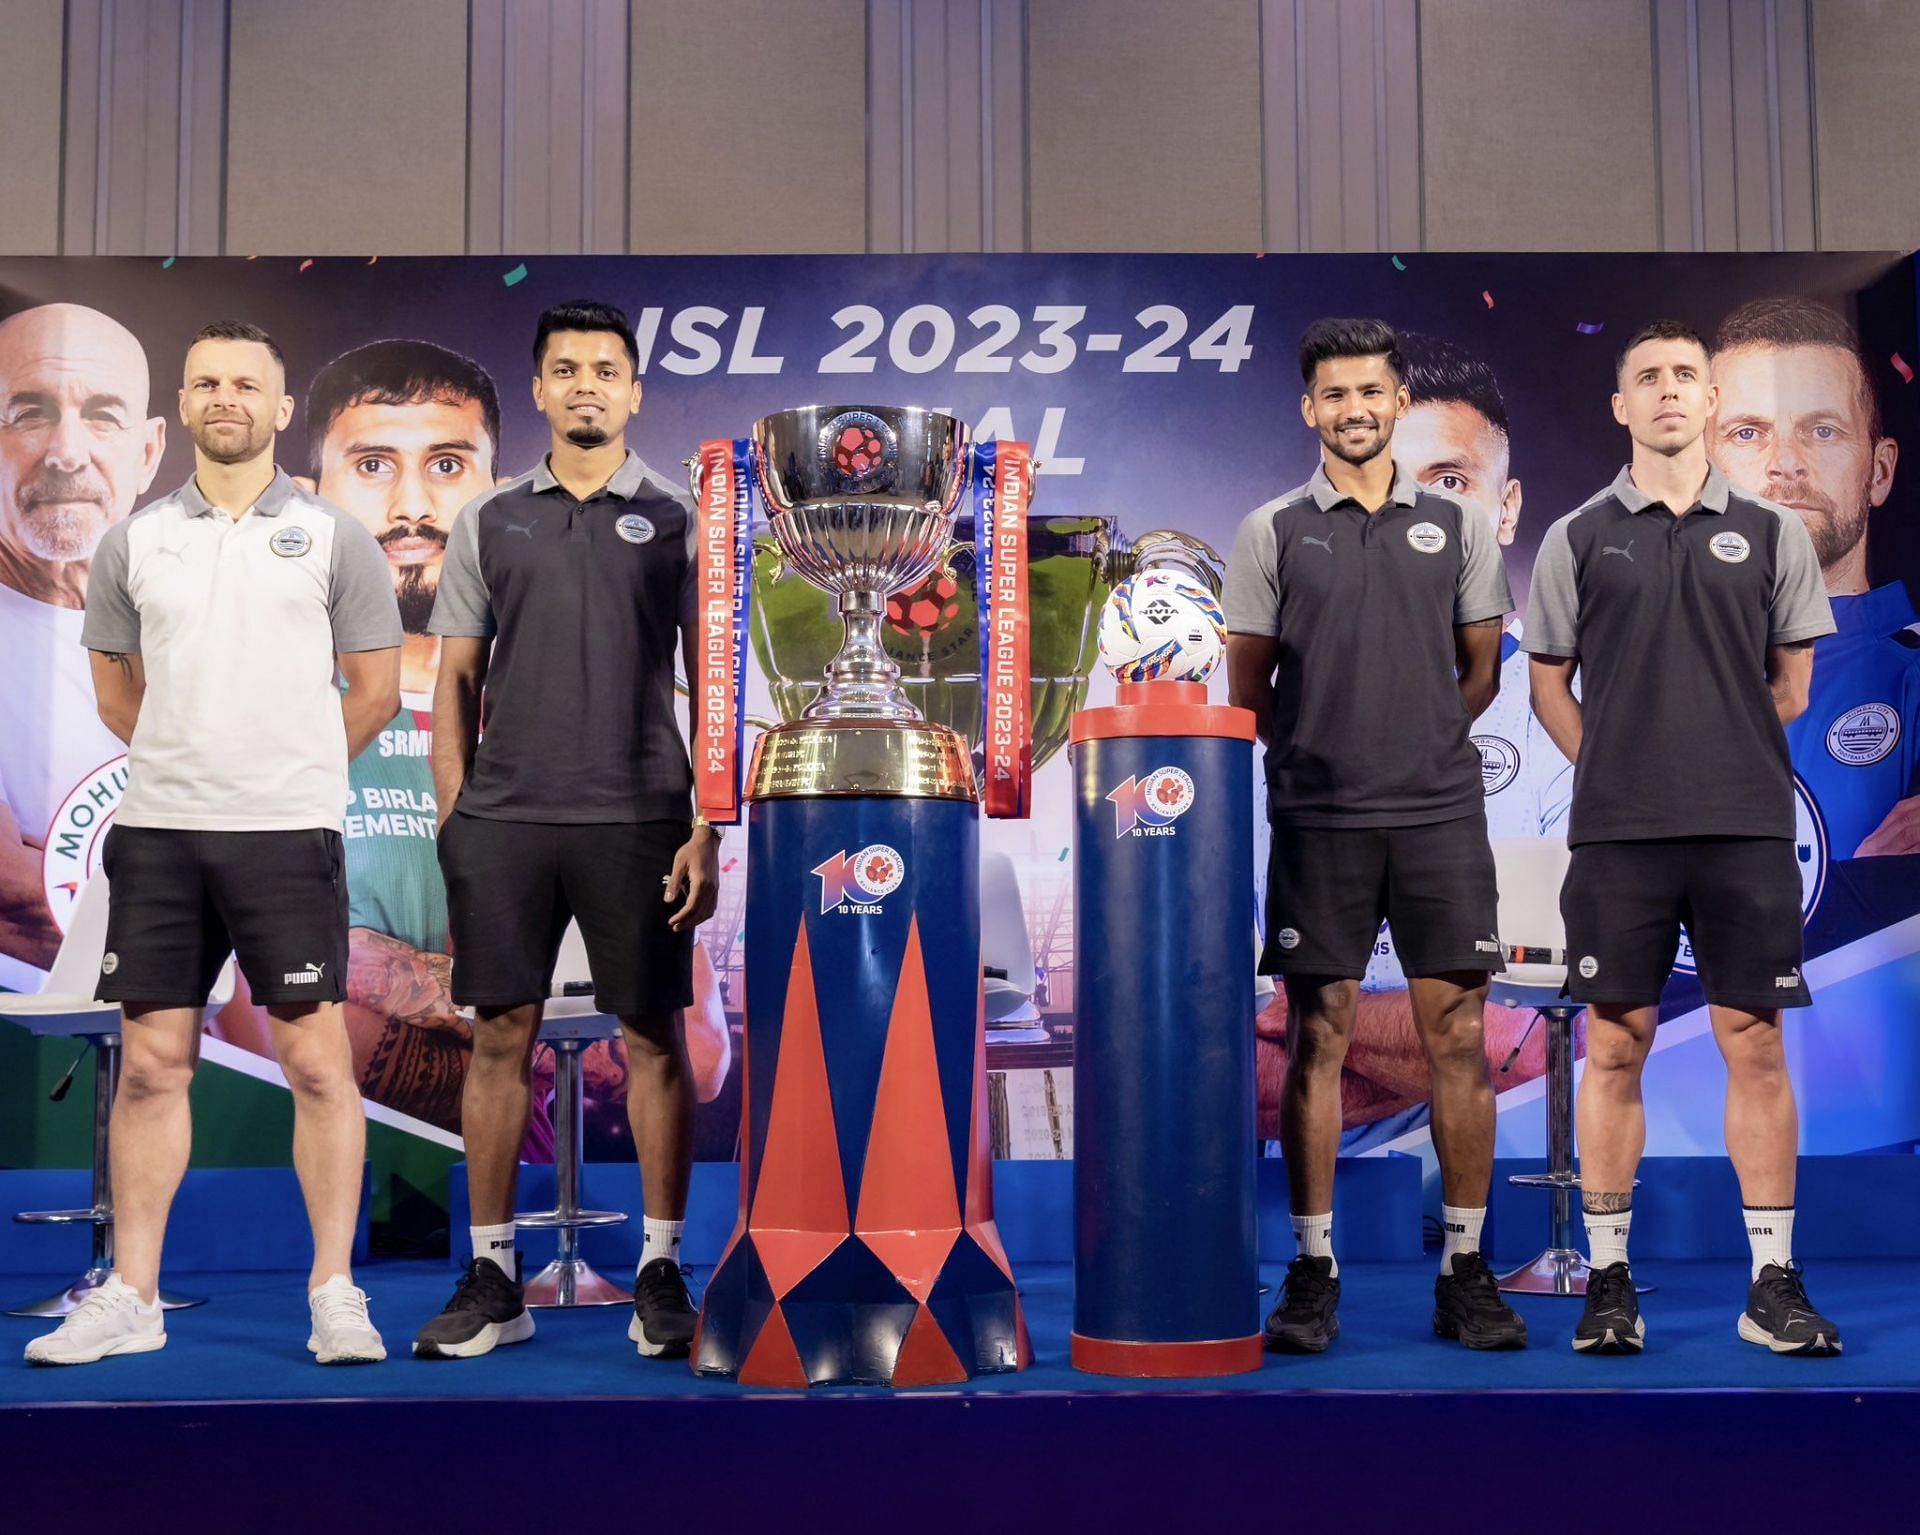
[345,703,447,954]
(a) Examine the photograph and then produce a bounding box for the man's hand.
[346,926,465,1036]
[0,796,62,970]
[665,827,720,932]
[1855,795,1920,858]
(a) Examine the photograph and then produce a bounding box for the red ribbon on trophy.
[975,440,1034,819]
[693,438,752,823]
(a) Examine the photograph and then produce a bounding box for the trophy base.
[747,718,978,801]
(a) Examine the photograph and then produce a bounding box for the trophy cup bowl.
[742,406,978,799]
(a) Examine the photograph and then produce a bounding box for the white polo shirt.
[80,469,401,833]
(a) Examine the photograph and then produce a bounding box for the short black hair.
[1712,296,1881,439]
[191,319,284,374]
[1398,332,1510,437]
[1299,317,1402,386]
[1615,318,1707,383]
[533,300,638,373]
[304,339,502,479]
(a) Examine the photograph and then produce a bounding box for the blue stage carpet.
[3,1259,1914,1529]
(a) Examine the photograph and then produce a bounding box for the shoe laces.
[1281,1256,1335,1309]
[447,1257,512,1312]
[1756,1260,1813,1310]
[1449,1251,1503,1301]
[67,1280,139,1328]
[637,1260,692,1309]
[1589,1262,1636,1312]
[311,1281,371,1332]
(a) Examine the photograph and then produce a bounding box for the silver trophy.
[750,405,972,722]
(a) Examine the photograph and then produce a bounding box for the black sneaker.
[1739,1262,1842,1356]
[412,1257,535,1360]
[1432,1252,1529,1349]
[1572,1260,1644,1354]
[1263,1255,1340,1354]
[629,1258,697,1359]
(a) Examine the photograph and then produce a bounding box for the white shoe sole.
[1571,1317,1646,1353]
[308,1334,388,1364]
[412,1308,535,1359]
[1737,1311,1842,1355]
[627,1313,692,1359]
[25,1331,167,1366]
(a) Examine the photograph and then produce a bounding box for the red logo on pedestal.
[813,843,906,913]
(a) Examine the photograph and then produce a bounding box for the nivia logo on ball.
[1107,767,1196,838]
[812,843,906,914]
[1673,774,1827,974]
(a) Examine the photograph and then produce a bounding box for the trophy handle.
[1126,528,1227,597]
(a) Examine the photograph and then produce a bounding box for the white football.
[1096,570,1227,683]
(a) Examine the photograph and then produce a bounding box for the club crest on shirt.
[1406,521,1447,554]
[269,525,313,558]
[1708,530,1750,564]
[1473,734,1520,795]
[1825,702,1900,766]
[615,513,656,545]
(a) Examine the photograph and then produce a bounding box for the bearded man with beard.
[1707,298,1919,859]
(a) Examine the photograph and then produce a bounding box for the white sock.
[1291,1211,1336,1277]
[640,1216,685,1273]
[471,1221,516,1277]
[1582,1203,1632,1270]
[1440,1205,1487,1273]
[1744,1205,1795,1280]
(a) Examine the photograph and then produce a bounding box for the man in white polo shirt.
[25,321,403,1367]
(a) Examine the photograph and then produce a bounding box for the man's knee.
[470,1008,539,1068]
[1584,1022,1648,1078]
[620,1011,685,1065]
[118,1051,194,1103]
[1284,980,1357,1072]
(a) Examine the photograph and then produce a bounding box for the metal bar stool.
[512,924,630,1308]
[4,872,229,1315]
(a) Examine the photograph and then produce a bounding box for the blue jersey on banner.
[1787,582,1920,861]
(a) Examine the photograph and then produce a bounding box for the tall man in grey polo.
[28,321,401,1368]
[412,301,718,1363]
[1526,319,1840,1357]
[1226,317,1527,1354]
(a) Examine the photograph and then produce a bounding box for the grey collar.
[532,449,647,501]
[1308,459,1421,513]
[1610,462,1730,515]
[177,466,297,519]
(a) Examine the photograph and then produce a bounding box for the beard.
[1323,421,1389,467]
[1782,478,1871,571]
[564,422,610,447]
[395,563,438,633]
[190,416,272,464]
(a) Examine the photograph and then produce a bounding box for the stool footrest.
[513,1209,627,1230]
[523,1257,633,1309]
[14,1208,111,1225]
[1507,1172,1580,1191]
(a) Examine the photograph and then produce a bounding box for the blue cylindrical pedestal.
[1069,682,1261,1376]
[693,792,1028,1387]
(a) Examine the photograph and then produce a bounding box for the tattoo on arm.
[1581,1190,1634,1215]
[102,652,135,682]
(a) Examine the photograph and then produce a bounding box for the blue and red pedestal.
[692,793,1029,1387]
[1068,681,1262,1376]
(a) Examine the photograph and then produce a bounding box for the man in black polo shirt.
[1526,319,1840,1357]
[1226,318,1527,1353]
[412,301,719,1360]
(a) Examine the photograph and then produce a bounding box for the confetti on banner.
[161,256,176,269]
[503,262,529,287]
[367,256,379,266]
[722,857,739,873]
[245,255,258,261]
[1893,352,1915,384]
[1576,321,1606,335]
[1391,255,1407,272]
[1057,847,1070,862]
[298,259,314,272]
[1482,290,1495,309]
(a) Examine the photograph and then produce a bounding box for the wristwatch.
[692,814,726,843]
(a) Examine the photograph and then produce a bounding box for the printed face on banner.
[0,303,164,587]
[1394,399,1520,545]
[1709,341,1898,576]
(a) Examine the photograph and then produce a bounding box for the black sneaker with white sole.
[1432,1252,1529,1349]
[1572,1260,1645,1354]
[629,1259,697,1359]
[413,1257,535,1360]
[1739,1262,1842,1356]
[1263,1255,1340,1354]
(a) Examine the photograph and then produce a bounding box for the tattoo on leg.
[1582,1190,1633,1215]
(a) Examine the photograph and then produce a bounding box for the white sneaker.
[307,1275,387,1364]
[24,1275,166,1365]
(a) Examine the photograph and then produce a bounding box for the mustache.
[20,470,108,511]
[377,522,449,550]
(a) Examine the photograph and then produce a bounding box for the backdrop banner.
[1,251,1914,1171]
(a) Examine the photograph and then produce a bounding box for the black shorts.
[438,812,694,1016]
[97,826,348,1007]
[1561,836,1811,1010]
[1260,810,1502,979]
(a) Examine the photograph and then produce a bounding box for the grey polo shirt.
[1224,460,1514,826]
[429,450,697,824]
[80,469,401,832]
[1522,463,1835,845]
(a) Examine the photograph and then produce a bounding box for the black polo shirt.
[429,450,696,823]
[1522,464,1835,846]
[1224,461,1514,826]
